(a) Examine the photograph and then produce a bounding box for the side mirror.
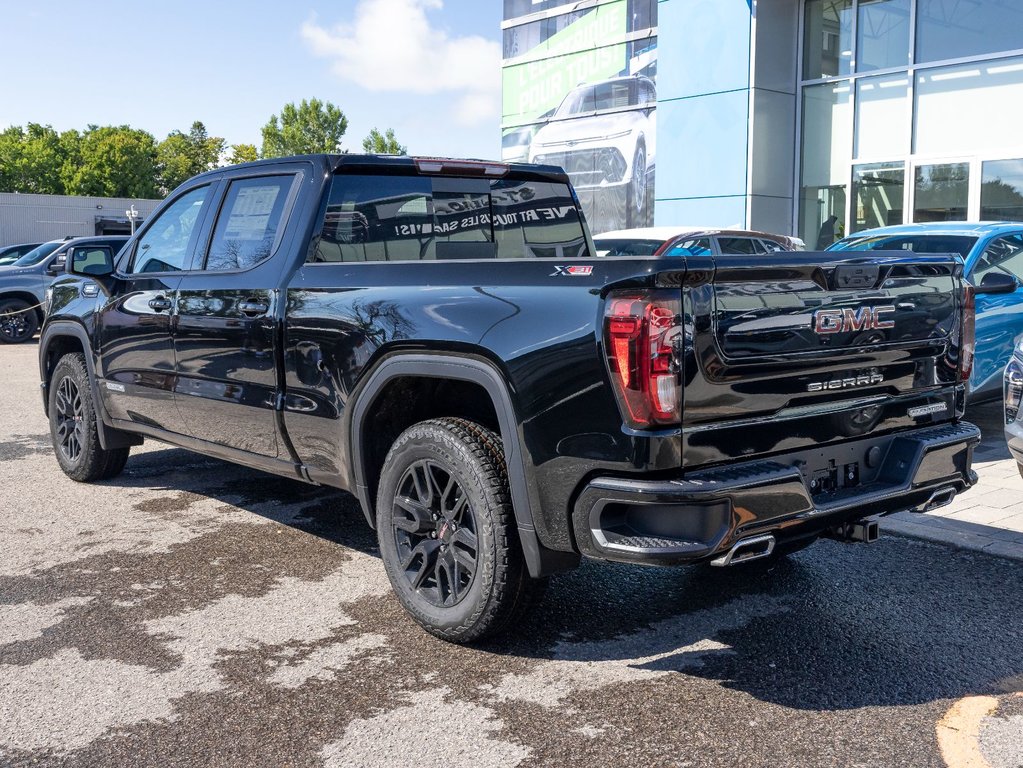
[67,246,115,278]
[975,271,1018,295]
[46,253,67,276]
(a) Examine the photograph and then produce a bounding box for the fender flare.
[349,353,579,578]
[39,322,142,450]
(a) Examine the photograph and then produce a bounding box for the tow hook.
[826,519,879,543]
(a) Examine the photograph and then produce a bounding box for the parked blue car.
[828,222,1023,403]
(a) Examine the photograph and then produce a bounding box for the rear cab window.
[310,173,589,263]
[204,175,294,271]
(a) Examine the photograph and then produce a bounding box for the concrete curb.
[883,511,1023,562]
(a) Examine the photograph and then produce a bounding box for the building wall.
[654,0,752,228]
[653,0,800,235]
[0,193,161,246]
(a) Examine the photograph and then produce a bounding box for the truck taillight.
[604,290,681,428]
[960,283,976,383]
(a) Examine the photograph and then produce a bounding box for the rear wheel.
[376,417,545,643]
[0,299,39,344]
[49,353,130,482]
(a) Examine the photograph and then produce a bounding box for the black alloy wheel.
[54,374,85,463]
[48,353,130,482]
[391,459,479,607]
[376,417,545,643]
[0,299,39,344]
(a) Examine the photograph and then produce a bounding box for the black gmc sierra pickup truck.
[40,154,980,642]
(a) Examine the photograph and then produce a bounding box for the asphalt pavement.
[1,341,1021,767]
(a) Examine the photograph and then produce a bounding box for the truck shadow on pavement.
[14,443,1021,719]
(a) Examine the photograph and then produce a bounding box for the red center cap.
[438,521,450,541]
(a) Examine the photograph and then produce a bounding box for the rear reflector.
[604,290,681,428]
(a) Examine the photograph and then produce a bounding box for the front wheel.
[49,353,130,482]
[0,299,39,344]
[376,417,545,643]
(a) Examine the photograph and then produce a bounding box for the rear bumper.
[572,422,980,565]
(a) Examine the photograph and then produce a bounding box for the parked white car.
[529,75,656,227]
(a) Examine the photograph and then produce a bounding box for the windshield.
[592,238,665,257]
[12,241,62,267]
[828,234,978,258]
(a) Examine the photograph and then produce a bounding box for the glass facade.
[798,0,1023,244]
[502,0,657,234]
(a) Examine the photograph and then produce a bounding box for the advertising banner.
[502,0,657,234]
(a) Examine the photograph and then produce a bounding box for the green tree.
[362,127,406,155]
[65,125,160,198]
[157,121,225,193]
[228,143,259,165]
[0,123,77,194]
[261,98,348,158]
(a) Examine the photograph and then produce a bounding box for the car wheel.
[49,353,130,482]
[628,142,647,226]
[0,299,40,344]
[376,417,546,643]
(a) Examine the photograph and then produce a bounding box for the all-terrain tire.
[376,417,546,643]
[49,353,130,482]
[0,299,40,344]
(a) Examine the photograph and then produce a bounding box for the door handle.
[148,296,172,312]
[238,300,269,317]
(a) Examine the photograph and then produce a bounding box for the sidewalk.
[884,401,1023,561]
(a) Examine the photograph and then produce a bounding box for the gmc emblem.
[814,306,896,335]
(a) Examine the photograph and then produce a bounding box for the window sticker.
[223,186,281,241]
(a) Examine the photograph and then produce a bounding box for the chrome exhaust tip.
[709,534,776,567]
[913,486,957,514]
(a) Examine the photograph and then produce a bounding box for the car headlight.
[1005,353,1023,424]
[44,287,53,315]
[600,129,634,140]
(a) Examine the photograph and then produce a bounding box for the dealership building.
[501,0,1023,246]
[0,192,159,246]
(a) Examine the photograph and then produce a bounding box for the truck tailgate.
[681,252,966,469]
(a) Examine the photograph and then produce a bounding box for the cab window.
[311,174,587,262]
[204,176,293,271]
[665,238,712,257]
[718,237,765,255]
[130,185,211,274]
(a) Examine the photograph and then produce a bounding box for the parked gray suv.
[0,236,127,343]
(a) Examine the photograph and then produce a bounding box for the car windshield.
[12,241,62,267]
[592,238,665,257]
[828,234,978,258]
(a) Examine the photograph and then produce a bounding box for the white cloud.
[301,0,501,127]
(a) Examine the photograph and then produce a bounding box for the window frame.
[305,172,594,266]
[190,172,302,275]
[121,182,219,277]
[795,0,1023,241]
[715,236,766,255]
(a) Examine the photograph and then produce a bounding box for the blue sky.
[0,0,503,159]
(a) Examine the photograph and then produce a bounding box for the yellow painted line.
[937,694,1016,768]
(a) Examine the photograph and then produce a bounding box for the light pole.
[126,204,140,235]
